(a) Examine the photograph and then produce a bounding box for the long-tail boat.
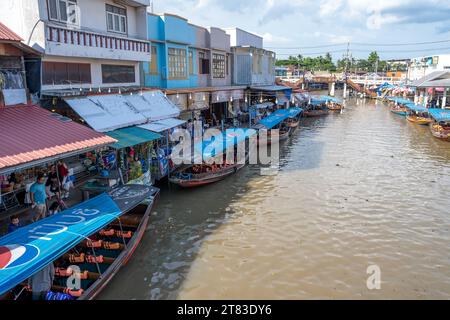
[0,185,159,300]
[390,105,408,116]
[304,97,329,117]
[429,109,450,141]
[169,128,257,188]
[253,107,302,145]
[320,95,344,111]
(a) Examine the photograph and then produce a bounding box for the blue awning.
[257,109,292,129]
[0,185,158,296]
[319,95,341,103]
[287,107,303,118]
[387,97,413,105]
[194,128,257,160]
[429,109,450,122]
[106,126,162,149]
[310,97,327,106]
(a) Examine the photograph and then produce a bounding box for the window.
[226,55,229,76]
[42,61,91,85]
[106,4,127,34]
[198,51,210,75]
[149,46,158,74]
[212,53,226,78]
[102,64,135,83]
[47,0,78,24]
[189,50,194,75]
[168,48,187,79]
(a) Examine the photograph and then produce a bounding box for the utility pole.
[343,42,350,99]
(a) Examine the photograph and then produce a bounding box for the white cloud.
[263,33,292,44]
[319,0,343,17]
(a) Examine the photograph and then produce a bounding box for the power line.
[275,46,450,56]
[266,39,450,50]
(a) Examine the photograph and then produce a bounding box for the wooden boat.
[285,117,300,128]
[0,185,159,301]
[430,123,450,141]
[406,115,433,125]
[390,107,408,116]
[303,108,329,117]
[169,162,245,188]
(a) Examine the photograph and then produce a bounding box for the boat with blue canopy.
[254,108,302,144]
[304,97,330,117]
[428,109,450,141]
[0,184,159,300]
[404,104,433,125]
[169,128,257,188]
[319,95,344,111]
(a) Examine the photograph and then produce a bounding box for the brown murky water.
[100,97,450,300]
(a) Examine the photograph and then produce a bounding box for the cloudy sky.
[154,0,450,61]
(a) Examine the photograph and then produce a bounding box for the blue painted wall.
[144,14,199,90]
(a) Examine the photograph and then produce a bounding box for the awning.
[319,95,342,103]
[139,118,186,133]
[194,128,257,160]
[429,109,450,122]
[251,102,274,109]
[64,91,181,132]
[0,185,159,296]
[106,126,162,149]
[0,105,116,174]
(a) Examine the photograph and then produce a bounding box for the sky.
[153,0,450,61]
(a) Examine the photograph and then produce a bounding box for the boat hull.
[169,164,244,188]
[430,125,450,141]
[81,192,159,300]
[390,109,407,116]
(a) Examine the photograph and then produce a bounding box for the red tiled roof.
[0,22,23,42]
[0,105,117,171]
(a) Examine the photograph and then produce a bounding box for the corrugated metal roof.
[410,71,449,87]
[64,91,181,132]
[429,108,450,122]
[0,105,116,171]
[0,22,23,42]
[139,118,186,133]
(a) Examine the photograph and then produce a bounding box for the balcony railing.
[47,25,150,54]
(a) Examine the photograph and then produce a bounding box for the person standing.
[28,263,55,300]
[57,161,70,199]
[30,174,47,222]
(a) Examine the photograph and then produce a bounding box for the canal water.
[100,97,450,300]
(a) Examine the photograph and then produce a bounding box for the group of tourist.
[6,161,73,234]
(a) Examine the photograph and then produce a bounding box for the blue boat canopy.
[310,97,327,106]
[257,108,302,129]
[0,185,159,296]
[428,109,450,122]
[404,103,429,113]
[319,95,341,103]
[194,128,257,160]
[387,97,413,105]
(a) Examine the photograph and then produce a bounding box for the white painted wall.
[408,55,450,81]
[224,28,263,49]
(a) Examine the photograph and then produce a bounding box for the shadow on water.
[98,116,326,300]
